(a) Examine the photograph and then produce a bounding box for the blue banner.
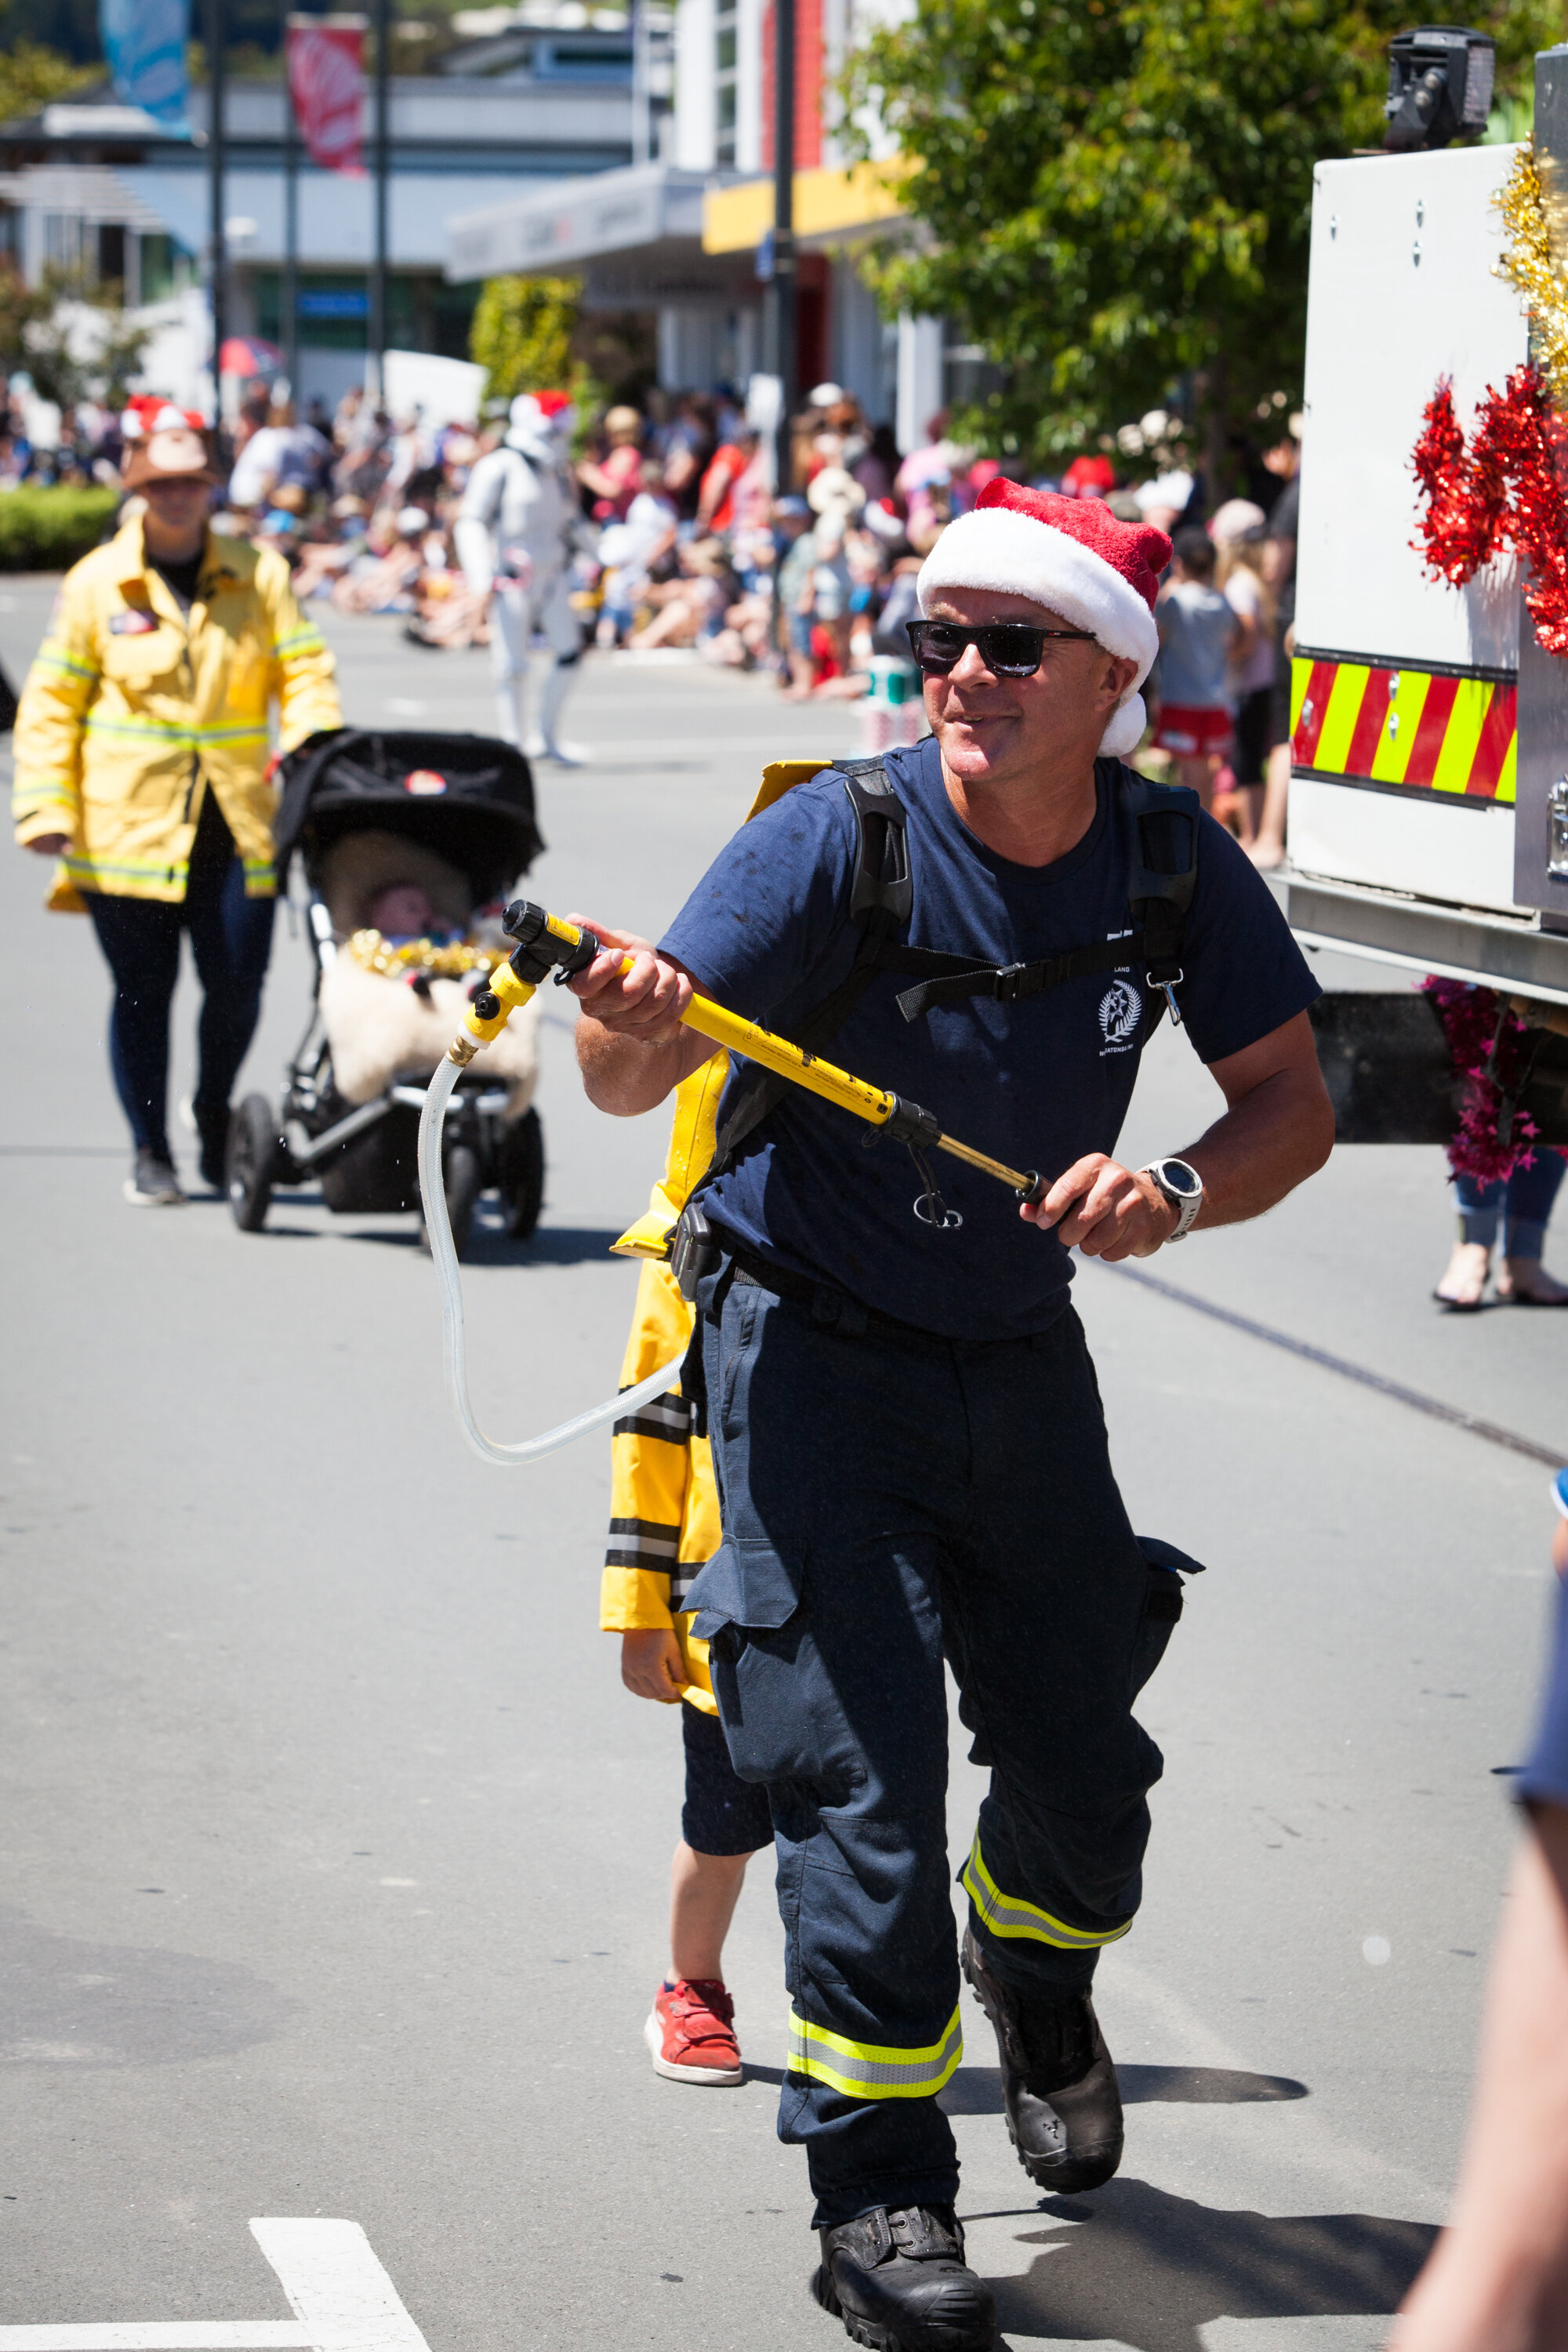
[100,0,190,127]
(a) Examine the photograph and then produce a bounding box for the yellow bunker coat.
[599,758,834,1712]
[11,516,342,911]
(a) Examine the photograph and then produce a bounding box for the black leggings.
[82,803,274,1156]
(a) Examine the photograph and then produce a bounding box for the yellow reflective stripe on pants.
[787,2004,962,2100]
[962,1832,1131,1951]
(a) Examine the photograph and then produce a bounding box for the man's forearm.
[577,1014,707,1116]
[1183,1063,1334,1229]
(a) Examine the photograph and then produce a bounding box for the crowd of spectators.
[9,365,1298,855]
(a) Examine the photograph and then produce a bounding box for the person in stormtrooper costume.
[455,390,586,765]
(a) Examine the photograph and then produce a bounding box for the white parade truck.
[1287,30,1568,1141]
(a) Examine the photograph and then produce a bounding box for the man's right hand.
[567,916,693,1042]
[24,833,70,856]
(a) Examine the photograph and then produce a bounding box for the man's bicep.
[1207,1008,1323,1108]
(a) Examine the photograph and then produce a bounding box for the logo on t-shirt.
[1098,977,1142,1054]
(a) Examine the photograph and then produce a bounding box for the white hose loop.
[419,1054,684,1465]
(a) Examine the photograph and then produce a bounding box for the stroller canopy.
[274,729,544,907]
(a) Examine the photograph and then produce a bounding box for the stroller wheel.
[498,1105,545,1242]
[227,1094,279,1232]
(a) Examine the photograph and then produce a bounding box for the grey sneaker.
[124,1149,186,1206]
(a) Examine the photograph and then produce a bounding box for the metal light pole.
[768,0,796,490]
[369,0,390,401]
[206,0,226,423]
[283,60,299,401]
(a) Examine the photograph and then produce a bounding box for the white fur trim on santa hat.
[917,505,1159,758]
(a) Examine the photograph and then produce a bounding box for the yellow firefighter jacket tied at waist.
[11,517,343,911]
[598,760,829,1711]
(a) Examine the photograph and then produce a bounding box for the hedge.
[0,485,121,572]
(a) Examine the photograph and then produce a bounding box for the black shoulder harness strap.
[705,755,1200,1182]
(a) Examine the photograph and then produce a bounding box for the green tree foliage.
[0,28,93,118]
[470,274,584,403]
[841,0,1557,480]
[0,265,151,408]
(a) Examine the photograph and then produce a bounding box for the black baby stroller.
[227,728,546,1257]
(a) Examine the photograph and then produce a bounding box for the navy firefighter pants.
[688,1258,1173,2230]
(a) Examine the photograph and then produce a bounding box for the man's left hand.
[1022,1155,1179,1260]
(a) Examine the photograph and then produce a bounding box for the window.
[715,0,737,165]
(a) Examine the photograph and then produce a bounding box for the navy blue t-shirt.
[661,736,1320,1338]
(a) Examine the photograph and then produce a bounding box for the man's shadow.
[985,2181,1436,2352]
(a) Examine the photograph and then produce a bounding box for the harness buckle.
[993,961,1036,1002]
[1150,965,1185,1028]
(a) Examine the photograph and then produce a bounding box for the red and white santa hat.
[917,477,1172,757]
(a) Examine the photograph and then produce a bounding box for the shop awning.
[445,161,741,283]
[701,161,909,256]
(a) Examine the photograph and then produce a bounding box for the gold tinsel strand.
[347,928,503,979]
[1494,142,1568,408]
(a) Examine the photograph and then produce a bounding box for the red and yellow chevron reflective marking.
[1290,656,1515,804]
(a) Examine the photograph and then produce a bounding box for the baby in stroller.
[228,728,546,1254]
[317,829,539,1119]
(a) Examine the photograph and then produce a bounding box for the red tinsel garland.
[1411,365,1568,655]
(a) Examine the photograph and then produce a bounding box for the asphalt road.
[2,578,1564,2352]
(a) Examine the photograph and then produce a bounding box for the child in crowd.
[1153,524,1238,808]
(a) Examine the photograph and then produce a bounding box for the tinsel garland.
[348,928,502,979]
[1494,144,1568,407]
[1411,140,1568,652]
[1410,365,1568,654]
[1422,977,1546,1186]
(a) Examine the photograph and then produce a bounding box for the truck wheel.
[227,1095,278,1232]
[498,1107,544,1241]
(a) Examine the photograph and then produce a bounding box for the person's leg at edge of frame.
[1436,1171,1500,1311]
[1497,1150,1568,1305]
[183,844,276,1192]
[82,890,187,1204]
[644,1700,769,2087]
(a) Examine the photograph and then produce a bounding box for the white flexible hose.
[418,1054,684,1465]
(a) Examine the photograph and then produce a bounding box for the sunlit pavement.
[2,581,1561,2351]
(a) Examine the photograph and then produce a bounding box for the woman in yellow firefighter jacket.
[11,401,342,1205]
[600,766,824,2085]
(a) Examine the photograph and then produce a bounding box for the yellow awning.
[702,160,910,255]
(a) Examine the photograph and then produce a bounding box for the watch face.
[1160,1161,1201,1197]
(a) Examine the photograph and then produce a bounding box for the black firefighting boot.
[961,1928,1123,2194]
[811,2205,996,2352]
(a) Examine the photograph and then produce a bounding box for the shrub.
[0,485,120,572]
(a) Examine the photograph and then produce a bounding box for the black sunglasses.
[906,619,1094,677]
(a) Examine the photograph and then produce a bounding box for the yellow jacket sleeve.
[260,553,343,751]
[13,574,97,844]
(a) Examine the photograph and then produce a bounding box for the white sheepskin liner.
[917,507,1159,758]
[319,953,540,1117]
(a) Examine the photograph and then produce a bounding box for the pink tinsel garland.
[1421,977,1554,1185]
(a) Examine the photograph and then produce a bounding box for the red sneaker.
[644,1977,744,2085]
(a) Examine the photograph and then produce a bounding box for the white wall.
[735,0,764,172]
[673,0,717,167]
[895,310,941,451]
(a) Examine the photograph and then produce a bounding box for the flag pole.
[205,0,226,426]
[369,0,389,402]
[283,28,299,402]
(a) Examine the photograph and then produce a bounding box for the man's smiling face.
[922,585,1140,797]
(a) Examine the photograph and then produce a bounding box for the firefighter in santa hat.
[454,388,586,765]
[567,479,1334,2348]
[11,399,341,1206]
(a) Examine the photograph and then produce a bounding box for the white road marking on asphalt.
[1,2221,434,2352]
[252,2219,434,2352]
[0,2329,310,2349]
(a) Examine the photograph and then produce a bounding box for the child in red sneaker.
[603,1058,773,2086]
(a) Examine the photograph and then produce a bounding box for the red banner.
[285,15,366,176]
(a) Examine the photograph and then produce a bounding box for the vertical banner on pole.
[285,13,367,174]
[100,0,191,126]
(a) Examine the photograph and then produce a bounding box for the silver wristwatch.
[1140,1156,1203,1241]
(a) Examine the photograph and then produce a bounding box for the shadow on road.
[343,1223,626,1267]
[989,2181,1435,2351]
[742,2064,1308,2112]
[0,1904,297,2067]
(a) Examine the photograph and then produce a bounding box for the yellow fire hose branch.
[419,902,1044,1465]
